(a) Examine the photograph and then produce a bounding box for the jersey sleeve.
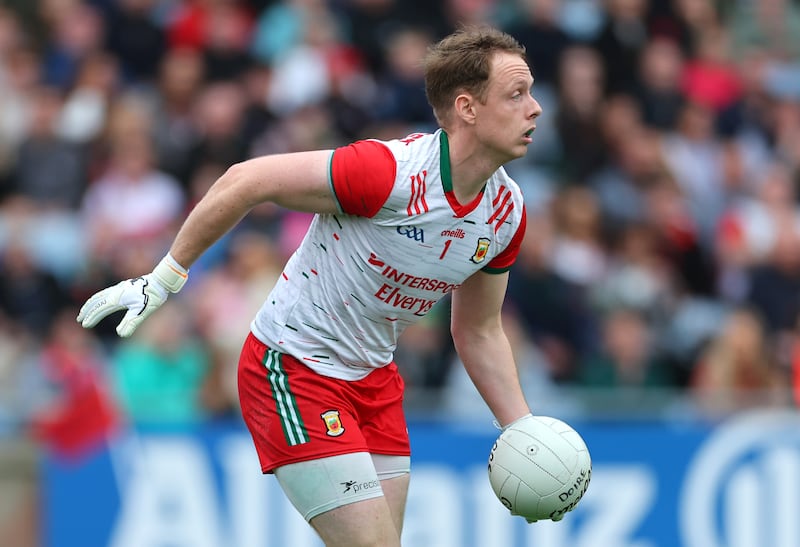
[330,140,396,217]
[482,205,527,274]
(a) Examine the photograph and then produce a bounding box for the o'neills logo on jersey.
[470,237,491,263]
[441,228,465,239]
[321,410,345,437]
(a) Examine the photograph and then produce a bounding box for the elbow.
[217,161,247,189]
[212,162,262,208]
[451,327,466,354]
[450,317,467,350]
[450,321,481,353]
[451,317,502,352]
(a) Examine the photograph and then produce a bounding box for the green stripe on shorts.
[262,349,309,446]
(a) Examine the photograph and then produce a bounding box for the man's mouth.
[524,128,535,138]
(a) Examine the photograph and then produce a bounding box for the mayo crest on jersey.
[251,130,527,380]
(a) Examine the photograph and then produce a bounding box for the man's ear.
[454,93,477,125]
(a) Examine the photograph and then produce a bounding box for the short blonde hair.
[423,26,527,127]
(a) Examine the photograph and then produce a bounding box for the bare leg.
[275,454,410,547]
[310,494,402,547]
[380,474,410,536]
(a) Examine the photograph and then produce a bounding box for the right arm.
[170,150,338,268]
[78,141,396,337]
[77,150,339,337]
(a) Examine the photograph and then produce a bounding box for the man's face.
[474,51,541,164]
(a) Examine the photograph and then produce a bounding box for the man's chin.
[510,144,530,160]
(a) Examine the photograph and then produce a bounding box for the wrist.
[494,412,532,431]
[151,253,189,293]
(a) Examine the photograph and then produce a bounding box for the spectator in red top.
[30,309,119,461]
[681,27,743,113]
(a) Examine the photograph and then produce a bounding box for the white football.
[488,415,591,523]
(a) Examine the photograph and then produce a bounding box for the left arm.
[450,270,530,427]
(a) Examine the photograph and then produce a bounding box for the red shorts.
[238,332,411,473]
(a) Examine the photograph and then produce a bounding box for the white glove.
[496,413,533,431]
[77,254,188,338]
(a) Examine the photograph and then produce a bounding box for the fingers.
[116,285,163,337]
[77,277,167,337]
[76,286,123,328]
[116,308,145,338]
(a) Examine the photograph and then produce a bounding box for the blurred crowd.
[1,0,800,457]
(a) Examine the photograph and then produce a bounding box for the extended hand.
[77,275,169,337]
[76,254,188,338]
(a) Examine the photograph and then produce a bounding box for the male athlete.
[78,26,542,546]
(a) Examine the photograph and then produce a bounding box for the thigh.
[274,452,383,521]
[351,363,411,457]
[238,333,370,472]
[275,452,402,547]
[377,473,410,536]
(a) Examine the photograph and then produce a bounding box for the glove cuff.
[493,413,533,431]
[152,253,189,293]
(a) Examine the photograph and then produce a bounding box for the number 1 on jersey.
[439,239,453,260]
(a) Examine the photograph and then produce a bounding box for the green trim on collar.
[439,130,453,193]
[440,130,488,201]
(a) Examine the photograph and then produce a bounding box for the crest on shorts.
[470,237,491,263]
[321,410,345,437]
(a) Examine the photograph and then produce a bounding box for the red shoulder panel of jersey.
[483,204,527,274]
[331,140,396,217]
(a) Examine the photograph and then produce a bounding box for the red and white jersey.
[251,130,527,380]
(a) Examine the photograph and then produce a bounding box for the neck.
[443,130,503,203]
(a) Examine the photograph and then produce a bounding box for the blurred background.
[0,0,799,546]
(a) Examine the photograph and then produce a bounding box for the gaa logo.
[397,225,425,243]
[680,410,800,547]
